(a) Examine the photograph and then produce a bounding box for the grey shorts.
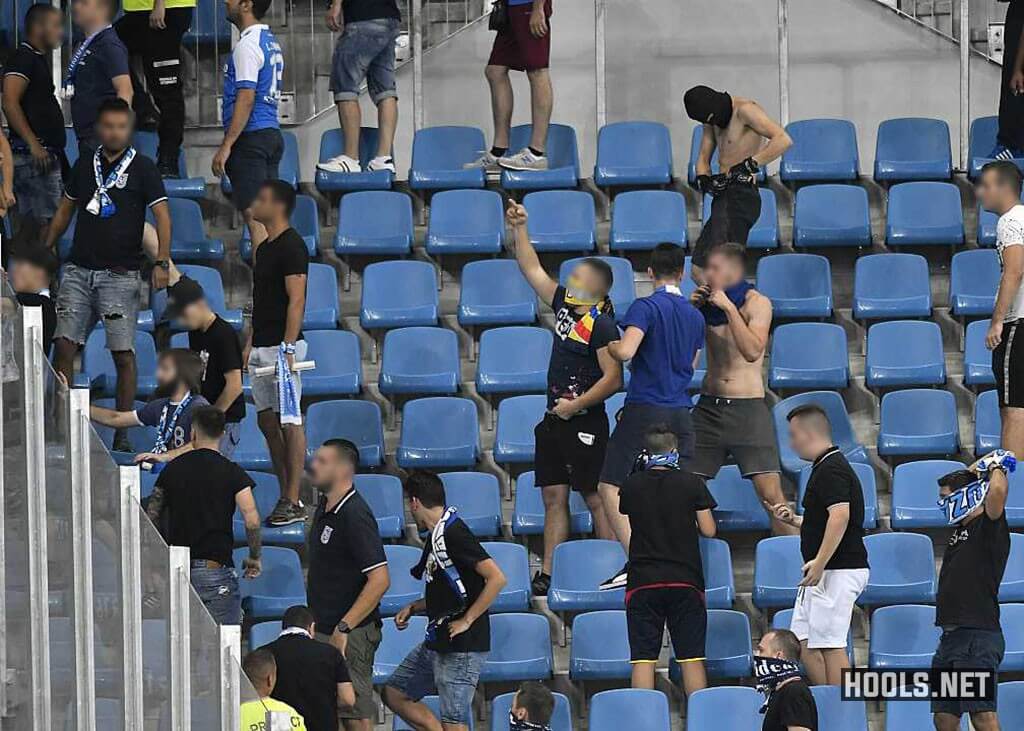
[13,150,63,220]
[317,622,382,720]
[386,642,487,726]
[690,395,781,478]
[330,18,401,103]
[54,264,141,352]
[249,340,307,419]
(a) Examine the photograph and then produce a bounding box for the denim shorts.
[248,340,307,418]
[190,563,241,625]
[386,642,487,725]
[54,264,141,351]
[13,151,63,220]
[330,18,401,104]
[224,128,283,212]
[931,627,1005,716]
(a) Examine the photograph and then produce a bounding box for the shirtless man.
[684,85,792,284]
[689,243,796,536]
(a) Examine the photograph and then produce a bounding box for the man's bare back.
[703,289,770,399]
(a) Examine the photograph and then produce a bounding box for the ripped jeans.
[54,264,140,352]
[190,563,241,625]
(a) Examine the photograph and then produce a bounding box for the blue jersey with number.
[222,23,282,132]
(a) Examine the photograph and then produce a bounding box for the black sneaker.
[266,498,306,526]
[531,571,551,597]
[112,430,133,454]
[599,563,628,591]
[158,159,180,179]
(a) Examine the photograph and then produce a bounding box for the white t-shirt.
[997,204,1024,323]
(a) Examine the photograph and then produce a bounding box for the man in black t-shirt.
[619,425,716,698]
[931,455,1011,731]
[146,406,262,625]
[164,276,246,458]
[246,180,310,528]
[507,202,623,597]
[307,439,390,731]
[262,605,356,731]
[767,404,869,687]
[756,628,818,731]
[384,472,507,731]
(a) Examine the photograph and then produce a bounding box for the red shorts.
[487,0,552,72]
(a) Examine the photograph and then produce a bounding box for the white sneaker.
[463,150,501,173]
[317,154,361,173]
[498,147,549,171]
[367,156,396,173]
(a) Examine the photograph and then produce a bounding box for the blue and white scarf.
[753,655,803,713]
[86,146,136,219]
[276,343,301,425]
[152,392,193,454]
[937,449,1016,525]
[62,25,110,99]
[411,506,468,641]
[632,449,681,473]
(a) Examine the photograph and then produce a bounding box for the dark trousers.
[115,7,193,163]
[1000,1,1024,150]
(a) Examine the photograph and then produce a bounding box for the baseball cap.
[163,276,205,320]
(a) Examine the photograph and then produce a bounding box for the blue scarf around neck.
[701,280,754,327]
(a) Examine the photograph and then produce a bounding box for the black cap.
[10,243,58,275]
[164,276,205,320]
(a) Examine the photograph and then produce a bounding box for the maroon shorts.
[487,0,552,72]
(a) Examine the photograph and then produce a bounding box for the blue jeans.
[330,18,401,103]
[190,563,241,625]
[386,642,487,725]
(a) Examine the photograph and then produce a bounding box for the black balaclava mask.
[683,85,733,128]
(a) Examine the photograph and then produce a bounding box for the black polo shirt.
[307,489,387,632]
[64,147,167,271]
[800,446,869,570]
[68,26,130,143]
[264,630,351,731]
[3,42,66,151]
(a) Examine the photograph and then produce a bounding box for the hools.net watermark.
[840,668,997,701]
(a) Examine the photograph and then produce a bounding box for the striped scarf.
[567,301,605,346]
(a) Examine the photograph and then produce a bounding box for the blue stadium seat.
[235,546,305,620]
[361,261,439,330]
[476,327,551,395]
[314,127,393,193]
[950,249,999,317]
[870,604,940,668]
[965,322,997,386]
[593,121,672,187]
[865,320,946,389]
[687,125,767,184]
[755,253,832,318]
[438,472,502,537]
[397,397,479,468]
[591,689,670,731]
[706,466,770,532]
[152,264,242,330]
[701,188,780,249]
[874,118,953,182]
[80,330,158,396]
[1000,533,1024,602]
[752,536,803,609]
[491,692,572,731]
[501,123,581,190]
[609,190,688,251]
[380,545,424,616]
[303,263,340,331]
[769,322,849,390]
[558,256,636,314]
[1000,603,1024,670]
[885,182,964,247]
[522,191,596,252]
[301,330,362,397]
[797,461,879,529]
[409,126,487,190]
[334,191,413,256]
[393,696,473,731]
[458,260,537,326]
[92,399,157,464]
[511,471,593,537]
[773,391,868,479]
[183,0,231,46]
[249,621,281,650]
[425,189,504,256]
[690,348,706,392]
[481,541,530,612]
[976,388,1001,454]
[132,131,205,198]
[354,473,405,539]
[891,459,966,529]
[811,686,869,731]
[859,532,936,606]
[685,687,762,731]
[978,203,998,246]
[570,610,631,681]
[853,253,932,320]
[999,681,1024,727]
[969,116,1024,179]
[792,184,871,248]
[240,194,320,261]
[232,404,272,471]
[480,613,552,682]
[878,389,959,457]
[165,199,224,261]
[701,537,736,609]
[1010,470,1024,527]
[886,699,967,731]
[493,395,547,465]
[670,609,752,679]
[233,472,304,545]
[379,327,460,395]
[780,119,859,182]
[305,400,385,467]
[773,609,854,663]
[373,616,428,685]
[548,539,626,613]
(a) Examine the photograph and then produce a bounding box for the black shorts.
[931,627,1004,716]
[692,182,761,268]
[992,319,1024,408]
[626,585,706,663]
[225,128,284,212]
[690,395,781,478]
[599,402,695,487]
[533,409,608,493]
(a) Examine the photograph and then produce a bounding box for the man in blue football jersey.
[212,0,283,245]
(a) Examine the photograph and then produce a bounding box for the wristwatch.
[336,620,351,634]
[154,259,170,270]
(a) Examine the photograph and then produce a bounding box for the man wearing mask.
[754,628,818,731]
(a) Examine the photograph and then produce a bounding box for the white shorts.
[788,568,869,649]
[249,340,307,421]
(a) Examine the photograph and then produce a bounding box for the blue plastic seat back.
[865,320,946,388]
[706,465,770,532]
[476,327,552,395]
[397,397,479,468]
[301,330,362,396]
[609,190,688,250]
[699,609,753,679]
[885,182,964,246]
[166,198,208,243]
[278,131,300,188]
[361,261,439,329]
[797,461,878,529]
[234,546,304,602]
[315,127,393,192]
[374,616,428,685]
[522,191,596,252]
[304,263,339,330]
[594,121,673,186]
[157,264,232,319]
[232,472,305,545]
[968,116,1015,179]
[685,687,763,731]
[409,126,488,189]
[853,253,932,320]
[426,189,504,255]
[293,194,321,249]
[792,184,871,248]
[133,130,192,180]
[964,320,996,387]
[493,394,548,463]
[1000,533,1024,603]
[590,689,671,731]
[481,541,531,612]
[502,124,581,190]
[249,621,283,649]
[458,259,538,326]
[183,0,231,45]
[82,330,158,394]
[336,191,414,255]
[780,119,860,181]
[752,535,804,609]
[860,532,936,606]
[811,686,869,731]
[481,612,553,682]
[869,604,940,668]
[354,473,404,539]
[512,471,593,536]
[438,472,502,537]
[878,389,959,457]
[558,256,636,314]
[569,610,631,680]
[769,322,850,390]
[380,327,460,395]
[975,388,1002,454]
[755,253,833,318]
[999,681,1024,727]
[305,400,385,467]
[773,391,862,476]
[548,539,626,611]
[1002,605,1024,670]
[381,544,425,616]
[890,459,965,529]
[950,249,999,316]
[490,692,573,731]
[874,117,953,181]
[701,537,736,609]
